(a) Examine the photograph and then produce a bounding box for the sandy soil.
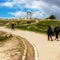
[0,37,24,60]
[0,27,60,60]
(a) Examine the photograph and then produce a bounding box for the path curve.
[0,27,60,60]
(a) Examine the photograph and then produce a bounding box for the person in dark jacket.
[47,26,53,41]
[54,25,60,40]
[11,23,15,30]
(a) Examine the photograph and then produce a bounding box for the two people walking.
[47,25,60,41]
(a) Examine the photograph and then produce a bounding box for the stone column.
[27,12,32,19]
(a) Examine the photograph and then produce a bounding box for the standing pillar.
[27,11,32,19]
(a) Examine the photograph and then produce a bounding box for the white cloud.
[8,11,26,18]
[32,11,48,19]
[32,12,43,19]
[8,10,48,19]
[25,1,40,9]
[5,0,48,19]
[0,0,27,8]
[0,2,14,8]
[0,0,60,19]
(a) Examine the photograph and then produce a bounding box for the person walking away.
[54,25,60,40]
[47,26,53,41]
[11,23,15,30]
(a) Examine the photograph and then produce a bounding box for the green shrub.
[0,31,12,41]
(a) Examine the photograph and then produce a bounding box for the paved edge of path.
[22,37,39,60]
[22,38,27,60]
[0,26,39,60]
[29,40,39,60]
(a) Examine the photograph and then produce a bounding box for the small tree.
[48,15,56,19]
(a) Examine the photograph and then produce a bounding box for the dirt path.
[0,26,60,60]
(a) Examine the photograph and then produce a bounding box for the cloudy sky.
[0,0,60,19]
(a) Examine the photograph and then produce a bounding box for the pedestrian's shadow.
[56,39,60,41]
[54,38,60,41]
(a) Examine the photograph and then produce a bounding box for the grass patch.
[14,20,60,34]
[0,19,60,34]
[0,31,12,41]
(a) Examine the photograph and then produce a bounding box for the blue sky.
[0,0,60,19]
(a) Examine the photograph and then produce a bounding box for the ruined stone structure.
[27,11,32,19]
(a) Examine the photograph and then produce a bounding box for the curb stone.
[21,37,39,60]
[29,42,39,60]
[21,38,27,60]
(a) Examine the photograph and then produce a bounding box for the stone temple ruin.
[27,11,32,19]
